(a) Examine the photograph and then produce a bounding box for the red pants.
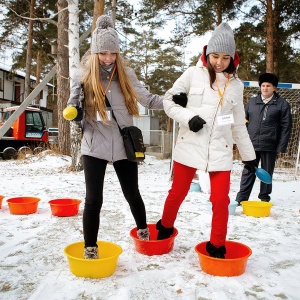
[161,161,230,247]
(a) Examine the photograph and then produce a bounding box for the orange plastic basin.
[0,195,4,209]
[195,240,252,277]
[130,223,178,256]
[49,198,81,217]
[7,197,40,215]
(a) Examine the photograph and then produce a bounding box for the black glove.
[73,106,83,121]
[173,93,188,107]
[188,116,206,132]
[242,160,258,173]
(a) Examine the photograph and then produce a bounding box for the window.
[25,111,44,135]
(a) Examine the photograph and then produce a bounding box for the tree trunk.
[57,0,71,156]
[266,0,274,73]
[111,0,117,26]
[35,50,41,105]
[92,0,105,31]
[273,0,279,77]
[68,0,83,171]
[24,0,35,99]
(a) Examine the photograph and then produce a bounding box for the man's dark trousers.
[236,151,277,202]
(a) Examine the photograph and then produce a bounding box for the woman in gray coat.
[65,15,163,259]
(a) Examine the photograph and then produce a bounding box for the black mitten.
[242,159,258,173]
[73,107,83,121]
[188,116,206,132]
[172,93,188,107]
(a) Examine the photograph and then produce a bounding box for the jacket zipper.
[263,105,268,120]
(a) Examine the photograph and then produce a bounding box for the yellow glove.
[63,106,78,121]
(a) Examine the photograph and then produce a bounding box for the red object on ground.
[49,198,81,217]
[130,223,178,256]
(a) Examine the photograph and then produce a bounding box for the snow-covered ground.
[0,152,299,300]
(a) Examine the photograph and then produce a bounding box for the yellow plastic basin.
[64,241,122,278]
[241,201,272,217]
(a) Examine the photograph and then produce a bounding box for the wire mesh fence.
[143,130,173,159]
[239,83,300,180]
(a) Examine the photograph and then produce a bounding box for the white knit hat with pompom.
[91,15,120,54]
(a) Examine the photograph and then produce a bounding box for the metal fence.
[240,82,300,180]
[142,130,173,159]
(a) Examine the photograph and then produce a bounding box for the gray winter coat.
[67,66,163,162]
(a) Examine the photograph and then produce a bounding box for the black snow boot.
[206,241,226,259]
[156,219,174,240]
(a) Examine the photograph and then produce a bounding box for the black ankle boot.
[156,219,174,240]
[206,241,226,259]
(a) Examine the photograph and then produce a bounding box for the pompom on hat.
[206,22,236,59]
[258,73,278,87]
[91,15,120,54]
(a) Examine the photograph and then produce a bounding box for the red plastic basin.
[130,223,178,256]
[49,198,81,217]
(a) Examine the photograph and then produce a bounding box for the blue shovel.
[255,167,272,184]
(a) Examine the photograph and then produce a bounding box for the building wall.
[0,66,54,129]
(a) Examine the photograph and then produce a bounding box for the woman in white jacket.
[156,23,257,259]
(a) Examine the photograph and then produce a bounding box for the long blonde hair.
[82,53,140,124]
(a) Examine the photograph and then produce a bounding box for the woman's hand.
[172,93,188,107]
[63,106,83,121]
[188,116,206,132]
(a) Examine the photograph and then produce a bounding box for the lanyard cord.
[98,65,122,131]
[98,64,117,96]
[215,73,230,106]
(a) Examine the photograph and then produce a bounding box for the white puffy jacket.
[164,60,256,171]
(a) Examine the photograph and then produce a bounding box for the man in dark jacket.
[236,73,292,204]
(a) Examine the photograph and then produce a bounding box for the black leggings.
[82,155,147,247]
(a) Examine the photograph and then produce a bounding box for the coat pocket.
[188,87,204,107]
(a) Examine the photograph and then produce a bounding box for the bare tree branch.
[8,6,68,25]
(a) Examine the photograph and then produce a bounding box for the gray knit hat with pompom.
[91,15,120,54]
[206,23,235,59]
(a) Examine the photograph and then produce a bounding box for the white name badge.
[217,114,234,126]
[106,110,111,121]
[96,110,112,121]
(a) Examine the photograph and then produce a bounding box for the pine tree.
[0,0,57,75]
